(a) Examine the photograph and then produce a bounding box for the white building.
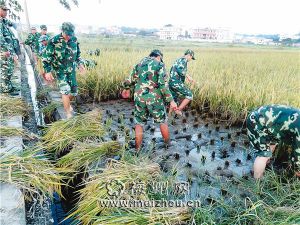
[159,24,184,40]
[215,28,234,42]
[189,27,234,42]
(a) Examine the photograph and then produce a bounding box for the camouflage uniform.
[0,14,16,92]
[94,48,100,56]
[82,59,97,69]
[123,54,174,125]
[38,34,50,56]
[24,29,41,54]
[42,22,83,96]
[247,105,300,170]
[168,50,195,103]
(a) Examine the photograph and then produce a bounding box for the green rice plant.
[42,101,62,118]
[36,86,53,101]
[56,141,122,170]
[41,110,105,156]
[69,158,161,224]
[193,170,300,224]
[0,94,28,117]
[0,126,38,140]
[0,148,71,200]
[91,208,191,225]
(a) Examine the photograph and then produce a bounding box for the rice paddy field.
[2,36,300,225]
[77,36,300,123]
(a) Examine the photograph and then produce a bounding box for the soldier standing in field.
[40,25,49,36]
[24,26,40,62]
[246,105,300,179]
[38,25,50,56]
[42,22,85,119]
[168,49,196,116]
[39,35,49,56]
[121,49,178,152]
[0,2,19,94]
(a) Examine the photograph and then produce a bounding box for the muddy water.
[77,100,254,203]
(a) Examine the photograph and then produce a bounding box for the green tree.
[2,0,79,20]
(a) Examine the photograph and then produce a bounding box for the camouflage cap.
[0,2,9,10]
[184,49,195,60]
[149,49,164,63]
[39,35,48,42]
[61,22,75,36]
[40,24,47,30]
[31,26,37,30]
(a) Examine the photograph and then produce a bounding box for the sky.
[19,0,300,34]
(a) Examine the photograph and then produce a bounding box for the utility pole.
[24,0,30,32]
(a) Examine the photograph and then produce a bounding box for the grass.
[56,141,122,170]
[0,148,71,200]
[0,94,28,117]
[0,126,38,140]
[68,158,163,224]
[42,101,62,118]
[91,208,191,225]
[193,170,300,224]
[41,110,105,156]
[77,36,300,123]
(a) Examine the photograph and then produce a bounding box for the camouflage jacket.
[24,32,41,52]
[169,57,188,83]
[38,34,51,56]
[0,18,16,55]
[123,57,174,103]
[247,105,300,160]
[82,59,97,69]
[42,33,83,74]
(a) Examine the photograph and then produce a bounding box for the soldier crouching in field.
[121,49,178,152]
[42,22,85,119]
[246,105,300,178]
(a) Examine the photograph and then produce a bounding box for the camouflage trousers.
[57,71,78,96]
[0,53,14,93]
[169,80,193,104]
[134,93,167,125]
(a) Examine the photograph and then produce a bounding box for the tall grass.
[0,94,28,117]
[41,110,105,156]
[0,149,70,200]
[69,158,163,224]
[56,141,122,170]
[193,170,300,224]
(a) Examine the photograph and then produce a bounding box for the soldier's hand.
[186,75,194,83]
[295,171,300,177]
[121,89,130,99]
[170,101,178,110]
[13,55,18,63]
[45,72,54,82]
[4,51,10,58]
[79,64,86,74]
